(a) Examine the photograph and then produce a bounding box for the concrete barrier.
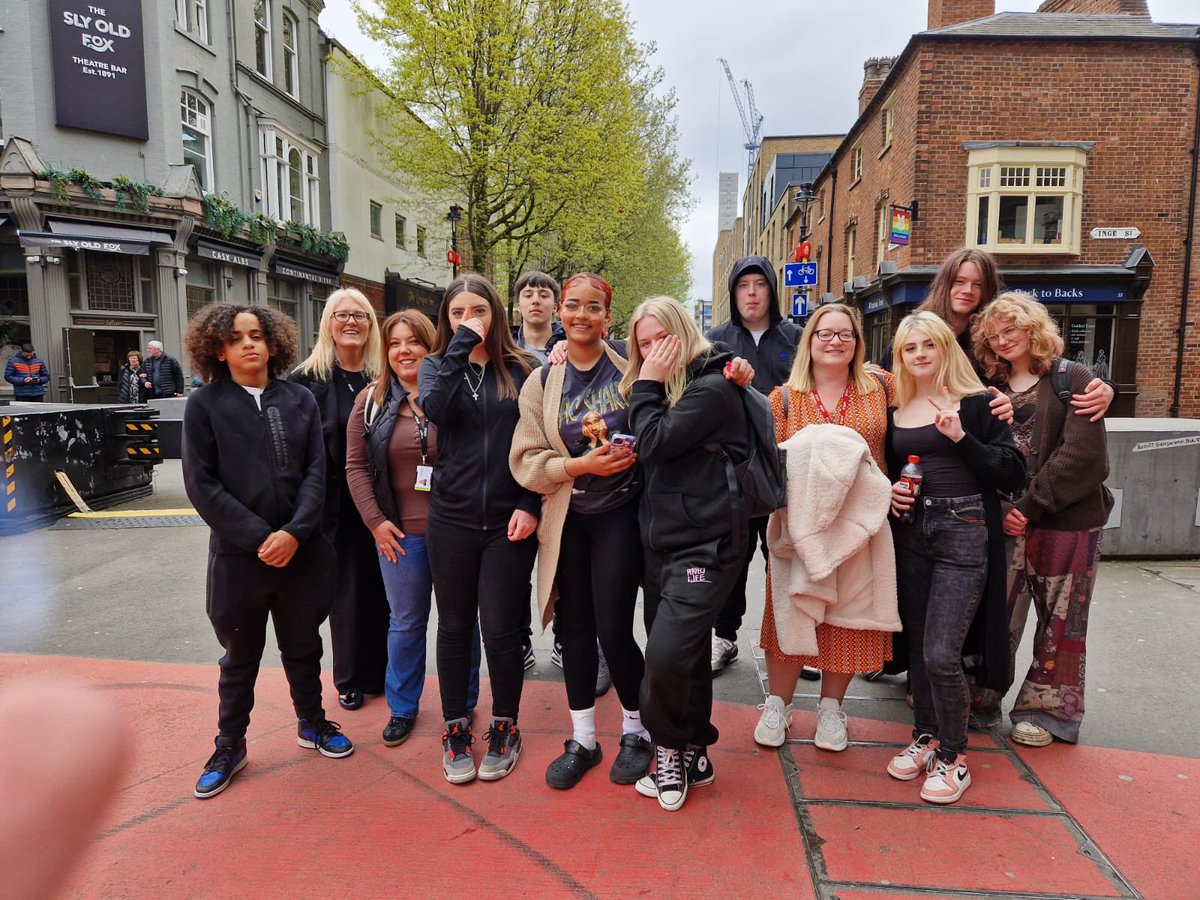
[1103,418,1200,558]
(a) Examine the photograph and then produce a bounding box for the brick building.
[790,0,1199,416]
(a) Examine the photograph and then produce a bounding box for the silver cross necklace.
[464,361,486,401]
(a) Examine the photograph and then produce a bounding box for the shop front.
[270,255,342,355]
[183,235,263,321]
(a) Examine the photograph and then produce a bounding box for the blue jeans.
[378,534,480,719]
[893,494,988,759]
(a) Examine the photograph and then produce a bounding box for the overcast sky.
[319,0,1198,304]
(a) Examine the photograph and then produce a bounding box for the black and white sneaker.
[653,745,687,812]
[522,643,536,671]
[636,744,716,797]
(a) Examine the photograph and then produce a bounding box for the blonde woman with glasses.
[292,287,388,713]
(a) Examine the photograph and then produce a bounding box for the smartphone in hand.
[610,433,638,452]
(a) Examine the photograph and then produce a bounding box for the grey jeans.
[893,494,988,759]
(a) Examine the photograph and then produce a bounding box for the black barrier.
[103,407,163,467]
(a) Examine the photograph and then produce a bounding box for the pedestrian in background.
[183,303,352,800]
[117,350,151,403]
[885,312,1025,805]
[971,293,1112,747]
[621,296,750,813]
[5,343,51,401]
[755,304,899,752]
[292,288,389,713]
[510,272,652,791]
[419,273,540,785]
[144,340,185,398]
[345,309,482,749]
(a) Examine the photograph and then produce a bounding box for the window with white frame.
[254,0,272,79]
[881,97,894,150]
[282,10,299,98]
[851,142,863,184]
[416,225,427,257]
[370,201,382,240]
[259,122,319,227]
[181,89,213,192]
[845,224,857,283]
[395,214,406,249]
[965,144,1087,255]
[175,0,209,43]
[876,202,889,267]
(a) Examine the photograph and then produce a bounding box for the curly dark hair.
[184,303,298,382]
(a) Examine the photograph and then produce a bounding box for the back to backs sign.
[49,0,148,140]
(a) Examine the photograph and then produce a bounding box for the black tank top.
[889,422,979,498]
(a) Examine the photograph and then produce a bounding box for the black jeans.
[427,518,538,722]
[713,516,768,641]
[893,494,988,758]
[329,512,390,694]
[641,533,743,750]
[554,500,644,711]
[206,538,335,739]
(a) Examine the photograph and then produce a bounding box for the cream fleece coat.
[767,424,900,656]
[508,344,629,630]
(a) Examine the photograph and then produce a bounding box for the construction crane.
[718,57,764,179]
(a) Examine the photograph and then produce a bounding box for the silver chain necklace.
[464,362,486,400]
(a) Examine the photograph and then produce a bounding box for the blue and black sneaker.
[194,735,247,799]
[297,716,354,758]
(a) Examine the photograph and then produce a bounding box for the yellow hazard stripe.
[5,498,13,513]
[1,418,11,515]
[5,483,13,496]
[67,508,197,519]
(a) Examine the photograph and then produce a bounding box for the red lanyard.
[811,382,852,425]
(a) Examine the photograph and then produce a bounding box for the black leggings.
[554,500,644,711]
[427,518,538,722]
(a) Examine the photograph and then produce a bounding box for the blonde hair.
[293,287,382,382]
[972,292,1065,383]
[619,296,713,408]
[371,309,437,408]
[892,311,985,407]
[786,303,882,395]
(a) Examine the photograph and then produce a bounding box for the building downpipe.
[1170,41,1200,418]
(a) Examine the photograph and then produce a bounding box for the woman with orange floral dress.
[754,303,894,751]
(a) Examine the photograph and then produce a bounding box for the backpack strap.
[1050,358,1072,403]
[363,390,381,431]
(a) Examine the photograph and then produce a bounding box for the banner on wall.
[48,0,149,140]
[889,206,912,246]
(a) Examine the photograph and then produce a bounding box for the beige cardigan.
[508,344,629,630]
[767,424,900,656]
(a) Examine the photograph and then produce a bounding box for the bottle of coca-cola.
[899,455,923,524]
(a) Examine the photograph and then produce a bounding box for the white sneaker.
[814,706,849,752]
[754,695,793,747]
[710,635,738,675]
[653,745,687,812]
[1010,721,1053,747]
[887,734,937,781]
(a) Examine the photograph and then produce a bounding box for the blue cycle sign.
[784,262,818,287]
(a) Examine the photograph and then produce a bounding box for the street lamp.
[793,181,816,247]
[446,204,463,278]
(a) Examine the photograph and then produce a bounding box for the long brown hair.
[918,249,1003,329]
[372,309,436,408]
[433,273,535,401]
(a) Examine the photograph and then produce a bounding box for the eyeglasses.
[332,311,371,324]
[984,324,1023,346]
[561,301,606,317]
[814,329,855,344]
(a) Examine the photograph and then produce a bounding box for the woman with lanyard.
[291,288,389,713]
[510,273,652,790]
[345,310,482,749]
[754,303,899,753]
[419,273,541,784]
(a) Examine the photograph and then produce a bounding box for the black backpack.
[707,387,787,520]
[1049,357,1073,403]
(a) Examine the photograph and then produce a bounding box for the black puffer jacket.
[418,327,540,530]
[628,348,749,553]
[706,255,803,395]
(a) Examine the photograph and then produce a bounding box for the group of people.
[180,245,1113,811]
[2,339,185,403]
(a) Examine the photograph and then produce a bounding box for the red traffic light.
[794,242,812,262]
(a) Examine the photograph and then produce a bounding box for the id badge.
[414,465,433,492]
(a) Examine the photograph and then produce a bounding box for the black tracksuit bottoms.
[328,513,390,695]
[554,500,644,712]
[427,518,538,722]
[640,533,743,751]
[714,515,769,642]
[206,539,335,739]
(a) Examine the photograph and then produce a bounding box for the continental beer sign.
[49,0,148,140]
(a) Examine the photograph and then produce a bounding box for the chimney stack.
[928,0,995,30]
[859,57,897,115]
[1037,0,1149,14]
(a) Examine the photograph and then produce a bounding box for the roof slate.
[922,12,1198,40]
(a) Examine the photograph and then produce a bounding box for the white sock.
[767,694,791,710]
[571,707,596,750]
[621,707,651,741]
[818,697,841,712]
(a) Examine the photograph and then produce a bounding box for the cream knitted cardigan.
[508,343,629,630]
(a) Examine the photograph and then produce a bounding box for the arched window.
[282,10,299,98]
[181,89,213,191]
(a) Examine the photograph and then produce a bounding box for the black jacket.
[418,327,541,529]
[706,255,803,395]
[146,352,185,398]
[289,367,359,535]
[182,378,326,557]
[629,348,749,553]
[362,377,409,527]
[886,393,1027,692]
[117,364,150,403]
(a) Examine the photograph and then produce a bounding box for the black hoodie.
[628,348,749,553]
[706,255,803,395]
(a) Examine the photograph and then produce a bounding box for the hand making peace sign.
[928,387,965,443]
